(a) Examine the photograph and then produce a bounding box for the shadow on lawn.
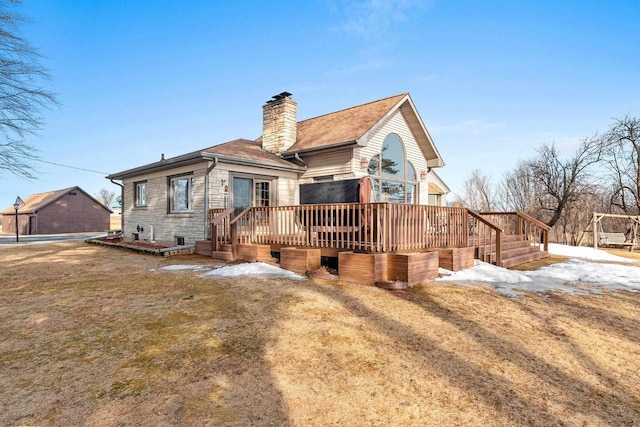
[305,281,640,426]
[0,244,294,426]
[394,288,640,425]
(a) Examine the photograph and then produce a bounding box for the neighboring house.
[1,186,112,235]
[107,92,450,245]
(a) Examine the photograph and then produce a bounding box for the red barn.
[1,186,111,235]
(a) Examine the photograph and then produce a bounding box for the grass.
[1,242,639,426]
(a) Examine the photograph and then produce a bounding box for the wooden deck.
[203,203,549,270]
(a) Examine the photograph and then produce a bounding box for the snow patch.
[437,249,640,297]
[158,264,208,271]
[548,243,635,263]
[204,262,305,281]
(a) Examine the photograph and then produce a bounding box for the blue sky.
[1,0,639,210]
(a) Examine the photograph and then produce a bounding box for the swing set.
[577,213,640,251]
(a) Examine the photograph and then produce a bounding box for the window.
[428,194,442,206]
[231,176,274,218]
[367,134,419,204]
[169,175,193,212]
[135,181,147,207]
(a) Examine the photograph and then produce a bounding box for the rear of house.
[108,92,450,245]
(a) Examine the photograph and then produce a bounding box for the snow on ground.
[548,243,636,263]
[437,244,640,297]
[204,262,305,281]
[155,244,638,297]
[157,265,209,271]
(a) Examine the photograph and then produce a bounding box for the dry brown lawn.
[1,242,639,426]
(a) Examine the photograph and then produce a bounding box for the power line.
[19,157,110,175]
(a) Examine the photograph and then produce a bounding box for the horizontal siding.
[358,110,430,204]
[299,149,354,179]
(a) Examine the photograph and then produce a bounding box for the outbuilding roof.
[1,186,112,215]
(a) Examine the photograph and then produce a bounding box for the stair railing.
[515,211,550,252]
[209,207,234,252]
[468,210,503,265]
[480,211,549,252]
[228,207,253,259]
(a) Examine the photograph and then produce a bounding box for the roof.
[201,139,302,168]
[428,182,444,193]
[108,92,445,180]
[107,139,305,180]
[279,93,444,167]
[285,93,408,152]
[427,169,451,194]
[1,186,112,215]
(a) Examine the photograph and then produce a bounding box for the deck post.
[212,224,219,251]
[495,229,502,266]
[230,222,238,260]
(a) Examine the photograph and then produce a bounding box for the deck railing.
[208,205,547,264]
[211,203,470,253]
[480,211,549,252]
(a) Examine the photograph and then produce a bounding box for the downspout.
[110,179,124,232]
[293,153,307,167]
[204,157,219,239]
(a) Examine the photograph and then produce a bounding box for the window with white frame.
[169,175,194,212]
[134,181,147,207]
[367,134,418,203]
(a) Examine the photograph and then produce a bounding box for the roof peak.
[297,93,408,124]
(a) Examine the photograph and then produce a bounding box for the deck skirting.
[338,251,439,286]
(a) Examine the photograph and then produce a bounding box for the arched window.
[367,134,418,203]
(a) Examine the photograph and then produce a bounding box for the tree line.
[454,116,640,245]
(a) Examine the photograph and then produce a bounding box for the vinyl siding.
[299,148,354,180]
[358,109,430,204]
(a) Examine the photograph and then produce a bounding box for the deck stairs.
[472,234,548,268]
[211,243,234,261]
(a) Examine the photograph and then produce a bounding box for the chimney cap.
[266,91,292,103]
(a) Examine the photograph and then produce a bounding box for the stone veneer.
[123,165,208,245]
[262,95,297,155]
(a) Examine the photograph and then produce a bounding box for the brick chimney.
[262,92,297,154]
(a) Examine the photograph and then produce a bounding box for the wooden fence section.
[480,211,549,252]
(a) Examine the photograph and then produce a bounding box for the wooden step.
[501,245,543,258]
[211,251,234,261]
[478,240,540,256]
[470,234,524,245]
[499,251,549,268]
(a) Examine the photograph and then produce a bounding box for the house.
[107,92,550,275]
[1,186,112,235]
[107,92,449,245]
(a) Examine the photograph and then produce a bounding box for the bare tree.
[603,116,640,214]
[95,188,116,208]
[454,169,496,211]
[498,161,543,214]
[553,184,607,245]
[527,137,603,228]
[0,1,57,180]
